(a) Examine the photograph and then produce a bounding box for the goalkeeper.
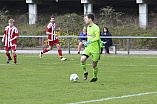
[81,13,101,82]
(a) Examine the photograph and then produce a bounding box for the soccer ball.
[70,74,79,82]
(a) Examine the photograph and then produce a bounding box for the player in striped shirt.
[39,16,67,61]
[2,19,19,64]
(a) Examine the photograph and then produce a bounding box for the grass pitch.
[0,54,157,104]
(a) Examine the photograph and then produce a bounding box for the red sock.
[13,54,17,62]
[6,53,11,60]
[42,48,49,54]
[58,49,63,59]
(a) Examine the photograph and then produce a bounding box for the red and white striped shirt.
[4,26,19,47]
[47,23,58,41]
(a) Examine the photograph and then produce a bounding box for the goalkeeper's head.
[85,13,95,25]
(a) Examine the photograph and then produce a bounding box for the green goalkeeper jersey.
[86,24,101,53]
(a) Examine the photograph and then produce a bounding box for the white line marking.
[0,64,9,65]
[0,63,21,65]
[68,92,157,104]
[21,56,38,57]
[76,64,157,67]
[12,63,21,65]
[148,65,157,66]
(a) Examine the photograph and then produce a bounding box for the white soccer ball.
[70,74,79,82]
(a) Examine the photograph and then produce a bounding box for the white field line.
[68,92,157,104]
[0,63,20,65]
[0,64,9,65]
[76,64,157,67]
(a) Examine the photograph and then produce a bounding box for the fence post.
[68,38,70,54]
[127,38,130,55]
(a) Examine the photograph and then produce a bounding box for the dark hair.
[86,13,94,21]
[103,27,109,33]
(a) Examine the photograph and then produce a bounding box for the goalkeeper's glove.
[100,41,105,48]
[83,40,92,47]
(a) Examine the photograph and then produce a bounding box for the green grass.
[0,54,157,104]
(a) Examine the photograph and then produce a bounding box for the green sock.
[81,62,87,73]
[93,67,98,78]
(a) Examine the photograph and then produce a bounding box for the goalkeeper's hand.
[100,41,105,48]
[83,40,92,47]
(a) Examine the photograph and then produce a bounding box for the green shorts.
[82,48,100,62]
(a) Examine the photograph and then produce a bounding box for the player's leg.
[40,41,53,58]
[56,44,62,58]
[78,42,83,54]
[81,49,90,80]
[5,46,12,64]
[101,47,103,54]
[104,42,111,54]
[90,61,98,82]
[12,50,17,64]
[12,46,17,64]
[55,39,67,61]
[90,53,100,82]
[56,44,67,61]
[81,55,88,80]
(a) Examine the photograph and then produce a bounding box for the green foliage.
[0,7,157,49]
[17,37,38,48]
[0,9,10,34]
[0,9,10,24]
[56,13,84,36]
[136,30,157,48]
[99,6,124,26]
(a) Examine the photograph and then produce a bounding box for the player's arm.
[9,28,19,42]
[56,28,60,31]
[90,33,100,42]
[2,34,6,42]
[2,30,6,42]
[83,27,100,47]
[9,31,19,42]
[46,31,58,37]
[88,27,100,43]
[46,27,58,37]
[9,36,18,42]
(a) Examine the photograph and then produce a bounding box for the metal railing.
[0,35,157,54]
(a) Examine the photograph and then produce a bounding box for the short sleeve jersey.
[86,24,100,53]
[4,26,19,47]
[47,23,58,41]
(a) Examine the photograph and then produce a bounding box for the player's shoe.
[90,78,97,82]
[7,58,12,64]
[39,51,42,58]
[61,57,67,61]
[14,61,17,64]
[106,53,110,54]
[84,72,88,80]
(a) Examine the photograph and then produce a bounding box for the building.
[0,0,156,29]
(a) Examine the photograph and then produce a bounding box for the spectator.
[78,26,87,54]
[101,27,113,54]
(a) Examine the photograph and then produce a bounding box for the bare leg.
[78,42,83,54]
[12,50,17,63]
[56,44,67,61]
